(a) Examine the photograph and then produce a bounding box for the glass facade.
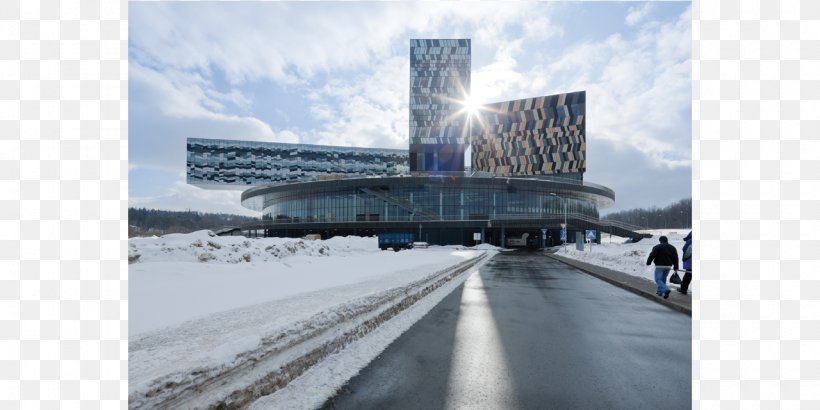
[187,138,409,187]
[472,91,586,178]
[248,178,603,224]
[409,39,471,172]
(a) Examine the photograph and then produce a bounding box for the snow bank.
[130,233,491,336]
[129,230,496,409]
[468,243,503,251]
[129,230,377,265]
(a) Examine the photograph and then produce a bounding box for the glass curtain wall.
[262,185,600,223]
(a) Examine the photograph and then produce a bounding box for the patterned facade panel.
[187,138,409,188]
[472,91,586,178]
[409,39,471,172]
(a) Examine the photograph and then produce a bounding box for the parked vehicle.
[378,233,415,252]
[506,232,530,247]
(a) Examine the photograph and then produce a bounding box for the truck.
[378,233,415,252]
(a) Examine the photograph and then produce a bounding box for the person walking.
[646,235,679,299]
[678,231,692,295]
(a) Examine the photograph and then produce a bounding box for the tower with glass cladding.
[409,39,471,172]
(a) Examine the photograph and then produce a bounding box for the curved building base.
[239,175,645,247]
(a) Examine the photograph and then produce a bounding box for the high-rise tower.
[408,39,471,172]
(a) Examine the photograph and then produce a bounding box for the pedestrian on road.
[646,235,679,299]
[678,231,693,295]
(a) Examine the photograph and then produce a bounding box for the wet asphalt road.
[323,250,692,410]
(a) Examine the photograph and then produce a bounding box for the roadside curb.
[544,253,692,317]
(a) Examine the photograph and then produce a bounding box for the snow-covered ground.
[129,231,497,409]
[129,232,490,335]
[552,229,693,293]
[129,228,691,408]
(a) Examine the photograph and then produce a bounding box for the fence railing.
[253,170,613,194]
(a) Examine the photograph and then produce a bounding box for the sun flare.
[460,93,481,117]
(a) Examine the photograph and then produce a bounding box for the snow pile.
[129,230,378,264]
[468,243,503,251]
[130,254,493,410]
[554,229,691,288]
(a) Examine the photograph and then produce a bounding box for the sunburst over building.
[187,39,647,246]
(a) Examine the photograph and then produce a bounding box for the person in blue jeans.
[646,235,679,299]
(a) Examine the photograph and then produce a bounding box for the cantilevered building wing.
[409,39,471,172]
[187,138,409,188]
[472,91,586,179]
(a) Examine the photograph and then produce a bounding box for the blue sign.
[560,228,567,241]
[586,230,597,241]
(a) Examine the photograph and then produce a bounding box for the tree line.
[602,198,692,229]
[128,208,259,237]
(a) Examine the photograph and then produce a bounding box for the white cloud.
[471,56,524,104]
[308,56,409,149]
[129,62,299,172]
[130,2,558,157]
[129,2,559,89]
[626,3,655,27]
[130,2,567,154]
[489,5,692,170]
[130,178,260,217]
[129,2,692,213]
[130,2,425,86]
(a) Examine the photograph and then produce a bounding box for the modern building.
[409,39,471,173]
[187,138,409,187]
[187,39,647,246]
[471,92,586,180]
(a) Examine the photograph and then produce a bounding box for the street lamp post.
[563,198,567,252]
[563,197,567,228]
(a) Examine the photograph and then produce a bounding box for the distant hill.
[602,198,691,229]
[128,208,259,237]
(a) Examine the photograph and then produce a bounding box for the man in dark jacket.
[646,235,679,299]
[679,231,692,294]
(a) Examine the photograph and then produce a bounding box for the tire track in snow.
[130,252,490,410]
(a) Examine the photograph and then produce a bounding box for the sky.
[128,1,692,216]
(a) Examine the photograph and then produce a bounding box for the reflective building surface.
[240,174,615,246]
[409,39,471,172]
[472,91,586,178]
[187,138,409,187]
